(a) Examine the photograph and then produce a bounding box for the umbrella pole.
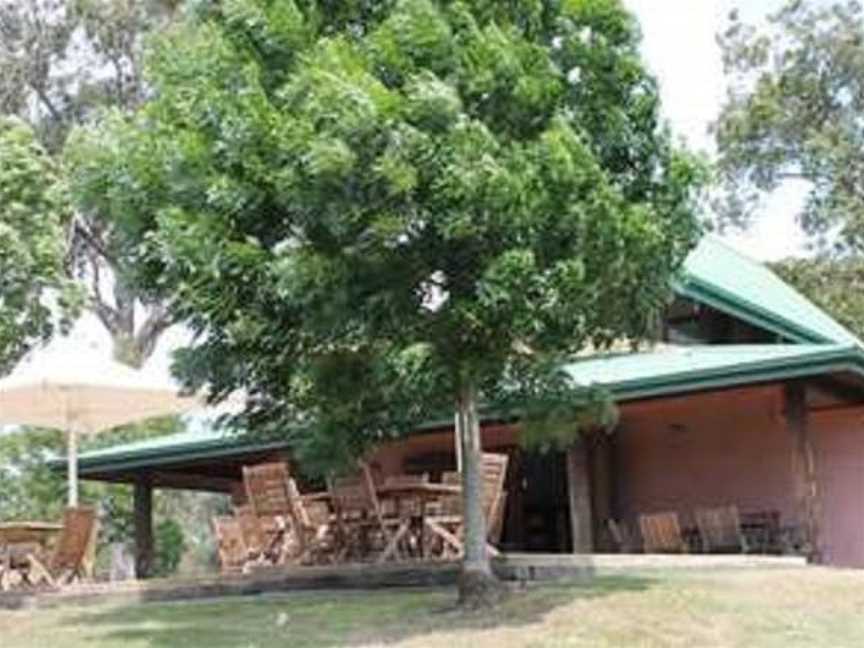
[68,428,78,507]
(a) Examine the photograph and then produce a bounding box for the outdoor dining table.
[375,482,462,563]
[0,521,62,591]
[0,521,62,547]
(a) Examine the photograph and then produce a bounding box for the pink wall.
[614,387,800,531]
[813,410,864,567]
[362,386,864,566]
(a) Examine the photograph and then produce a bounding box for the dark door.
[502,449,570,552]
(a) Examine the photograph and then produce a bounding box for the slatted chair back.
[50,507,97,574]
[213,516,248,572]
[639,511,687,553]
[329,462,383,523]
[440,471,463,516]
[242,462,294,520]
[234,505,268,557]
[487,491,507,545]
[382,473,429,517]
[695,505,747,553]
[481,453,509,521]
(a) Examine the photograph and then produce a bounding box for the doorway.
[501,449,571,552]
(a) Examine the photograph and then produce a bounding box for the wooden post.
[566,438,593,553]
[589,432,613,552]
[784,381,821,563]
[134,475,154,579]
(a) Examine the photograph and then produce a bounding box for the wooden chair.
[329,462,398,562]
[426,453,510,559]
[285,479,336,565]
[607,519,635,553]
[27,507,97,588]
[242,462,296,564]
[638,511,688,554]
[213,515,248,573]
[695,505,748,553]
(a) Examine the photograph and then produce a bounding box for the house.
[66,235,864,573]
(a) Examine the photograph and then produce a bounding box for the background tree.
[83,0,705,605]
[771,257,864,340]
[0,0,180,366]
[0,118,81,374]
[714,0,864,253]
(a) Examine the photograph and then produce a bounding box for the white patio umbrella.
[0,349,202,506]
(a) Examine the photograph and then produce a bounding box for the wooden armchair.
[285,479,336,565]
[695,505,748,553]
[213,515,249,573]
[329,463,398,562]
[242,462,296,564]
[426,453,510,559]
[638,511,688,554]
[27,507,97,588]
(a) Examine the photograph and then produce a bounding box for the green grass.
[4,567,864,647]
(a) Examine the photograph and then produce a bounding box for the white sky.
[41,1,814,378]
[624,0,809,261]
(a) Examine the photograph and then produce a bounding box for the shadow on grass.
[60,575,656,648]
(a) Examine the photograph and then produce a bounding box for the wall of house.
[613,387,801,533]
[812,409,864,567]
[365,387,864,566]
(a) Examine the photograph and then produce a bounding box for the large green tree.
[0,118,80,374]
[714,0,864,252]
[81,0,705,604]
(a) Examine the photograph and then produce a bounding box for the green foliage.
[75,0,705,472]
[0,118,82,374]
[714,1,864,253]
[0,417,184,551]
[772,257,864,341]
[152,518,187,577]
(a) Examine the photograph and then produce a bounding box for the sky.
[624,0,810,261]
[30,1,816,378]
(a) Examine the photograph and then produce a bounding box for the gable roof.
[677,235,861,346]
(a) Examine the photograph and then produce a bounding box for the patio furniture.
[233,505,275,565]
[213,515,249,573]
[694,505,748,553]
[740,510,782,554]
[26,506,97,588]
[638,511,688,553]
[376,479,462,562]
[424,453,510,559]
[607,519,636,553]
[242,462,296,564]
[328,463,399,563]
[285,479,336,565]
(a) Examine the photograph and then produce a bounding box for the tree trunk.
[455,380,505,608]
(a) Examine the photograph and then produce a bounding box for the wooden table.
[0,522,62,547]
[375,483,461,563]
[0,522,62,591]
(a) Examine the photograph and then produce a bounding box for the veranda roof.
[63,342,864,478]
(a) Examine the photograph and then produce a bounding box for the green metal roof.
[562,343,864,401]
[678,235,861,346]
[67,343,864,476]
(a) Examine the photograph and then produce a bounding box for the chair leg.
[377,520,411,564]
[26,554,56,588]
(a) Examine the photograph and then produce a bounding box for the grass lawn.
[3,567,864,647]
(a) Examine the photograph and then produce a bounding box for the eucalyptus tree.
[714,0,864,253]
[0,0,180,366]
[0,118,80,373]
[84,0,705,605]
